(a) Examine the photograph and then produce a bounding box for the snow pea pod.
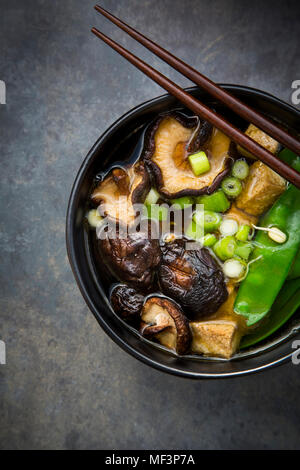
[284,149,300,280]
[234,185,300,326]
[288,251,300,280]
[234,149,300,326]
[240,278,300,348]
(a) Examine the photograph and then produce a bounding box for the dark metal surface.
[1,0,300,450]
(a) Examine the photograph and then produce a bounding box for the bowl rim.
[66,84,300,379]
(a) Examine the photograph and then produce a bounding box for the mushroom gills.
[91,162,150,226]
[140,297,191,354]
[142,302,177,350]
[144,113,231,198]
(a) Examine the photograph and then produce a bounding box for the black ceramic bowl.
[66,85,300,378]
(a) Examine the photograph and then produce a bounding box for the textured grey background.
[0,0,300,450]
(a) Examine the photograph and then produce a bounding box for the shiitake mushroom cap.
[98,223,161,291]
[158,238,228,320]
[143,111,232,199]
[110,284,144,320]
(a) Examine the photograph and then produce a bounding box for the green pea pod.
[241,278,300,348]
[288,250,300,280]
[234,184,300,326]
[279,148,300,169]
[284,149,300,280]
[234,149,300,326]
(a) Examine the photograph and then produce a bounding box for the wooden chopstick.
[94,4,300,157]
[91,27,300,189]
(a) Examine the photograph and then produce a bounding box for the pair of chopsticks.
[91,5,300,189]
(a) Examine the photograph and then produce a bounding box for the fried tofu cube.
[235,161,286,217]
[225,203,258,226]
[237,124,281,160]
[191,288,244,359]
[191,321,241,359]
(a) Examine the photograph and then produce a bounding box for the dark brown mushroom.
[158,239,228,320]
[110,284,144,320]
[91,161,150,226]
[112,168,130,195]
[140,296,191,354]
[143,111,231,198]
[97,223,161,291]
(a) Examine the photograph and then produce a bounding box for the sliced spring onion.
[236,255,263,283]
[221,176,242,198]
[185,220,204,241]
[145,188,160,206]
[223,259,246,279]
[219,218,239,237]
[232,159,249,180]
[196,190,230,213]
[202,233,217,247]
[213,236,237,261]
[143,204,168,221]
[188,151,210,176]
[87,209,104,228]
[235,224,251,242]
[171,196,194,209]
[193,210,222,232]
[234,241,253,260]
